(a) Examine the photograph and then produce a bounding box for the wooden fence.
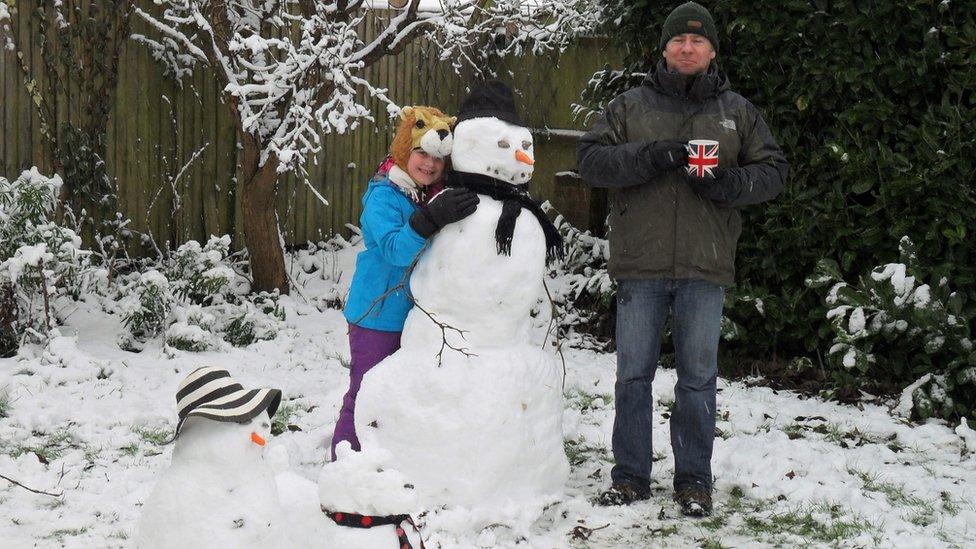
[0,2,616,249]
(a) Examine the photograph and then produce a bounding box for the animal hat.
[389,106,455,171]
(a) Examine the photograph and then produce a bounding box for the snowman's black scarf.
[446,170,564,264]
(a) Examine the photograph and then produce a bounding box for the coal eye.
[521,141,532,149]
[415,120,426,129]
[497,139,510,148]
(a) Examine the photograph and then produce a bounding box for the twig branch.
[0,473,64,498]
[410,299,475,366]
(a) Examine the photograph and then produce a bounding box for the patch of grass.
[646,524,678,538]
[782,423,805,440]
[45,527,88,540]
[563,438,611,467]
[9,429,76,463]
[564,389,613,411]
[699,514,727,530]
[0,388,10,418]
[134,426,173,445]
[699,538,730,549]
[851,468,935,523]
[940,491,960,515]
[119,443,140,456]
[272,401,300,436]
[742,502,873,544]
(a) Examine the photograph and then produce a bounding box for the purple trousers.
[331,323,401,460]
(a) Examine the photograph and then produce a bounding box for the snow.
[1,248,975,547]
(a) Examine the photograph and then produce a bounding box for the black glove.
[642,140,689,174]
[409,188,480,238]
[685,167,737,204]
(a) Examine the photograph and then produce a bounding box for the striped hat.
[170,366,282,441]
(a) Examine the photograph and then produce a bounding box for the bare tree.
[131,0,600,294]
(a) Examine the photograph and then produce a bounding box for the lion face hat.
[390,106,456,171]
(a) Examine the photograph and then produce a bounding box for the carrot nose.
[515,149,534,165]
[250,432,266,446]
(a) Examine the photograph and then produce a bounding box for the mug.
[686,139,720,178]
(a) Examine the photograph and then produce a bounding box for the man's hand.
[409,188,480,238]
[642,140,688,174]
[685,168,737,205]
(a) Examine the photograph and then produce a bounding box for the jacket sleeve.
[576,97,659,188]
[361,186,427,268]
[720,106,789,207]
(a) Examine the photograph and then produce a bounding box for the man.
[576,2,788,517]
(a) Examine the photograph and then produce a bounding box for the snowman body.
[136,417,292,548]
[353,116,569,508]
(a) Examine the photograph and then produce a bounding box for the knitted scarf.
[446,170,564,264]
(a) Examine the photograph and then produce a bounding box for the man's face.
[663,33,716,75]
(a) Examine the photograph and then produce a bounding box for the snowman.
[135,366,292,549]
[349,80,569,510]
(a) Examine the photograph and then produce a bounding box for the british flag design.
[687,141,719,178]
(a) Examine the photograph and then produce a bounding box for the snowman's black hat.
[455,80,525,127]
[166,366,282,443]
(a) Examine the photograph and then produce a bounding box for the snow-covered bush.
[220,291,284,348]
[547,214,615,350]
[807,237,974,421]
[167,235,246,304]
[118,239,284,352]
[119,270,175,352]
[0,168,103,354]
[165,305,217,352]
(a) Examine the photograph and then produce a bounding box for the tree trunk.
[240,134,289,295]
[0,283,18,358]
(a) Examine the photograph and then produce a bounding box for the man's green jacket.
[577,61,788,286]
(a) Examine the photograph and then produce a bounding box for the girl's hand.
[409,189,480,238]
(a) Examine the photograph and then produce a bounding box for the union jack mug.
[686,139,720,178]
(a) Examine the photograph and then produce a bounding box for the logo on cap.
[687,20,703,28]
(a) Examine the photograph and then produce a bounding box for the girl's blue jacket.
[343,177,427,332]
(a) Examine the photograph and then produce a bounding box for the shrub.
[168,235,244,304]
[0,168,102,354]
[808,237,974,420]
[118,270,175,351]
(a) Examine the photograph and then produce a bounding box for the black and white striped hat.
[170,366,282,441]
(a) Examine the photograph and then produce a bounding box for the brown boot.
[596,483,650,506]
[673,487,713,517]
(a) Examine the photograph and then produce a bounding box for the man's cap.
[660,2,719,53]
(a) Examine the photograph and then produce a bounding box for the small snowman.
[352,80,569,510]
[136,366,288,549]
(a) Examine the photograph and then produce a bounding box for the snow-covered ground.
[1,242,974,548]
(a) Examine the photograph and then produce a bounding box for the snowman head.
[174,415,272,464]
[452,80,534,184]
[167,366,282,444]
[452,117,534,184]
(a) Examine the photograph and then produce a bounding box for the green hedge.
[583,1,976,390]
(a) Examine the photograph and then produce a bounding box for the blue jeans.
[611,278,724,494]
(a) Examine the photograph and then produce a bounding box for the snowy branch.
[134,0,601,173]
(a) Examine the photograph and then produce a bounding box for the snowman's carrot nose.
[515,149,534,165]
[250,432,266,446]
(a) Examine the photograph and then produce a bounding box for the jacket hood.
[644,60,729,101]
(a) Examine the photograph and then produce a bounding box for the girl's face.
[406,149,445,187]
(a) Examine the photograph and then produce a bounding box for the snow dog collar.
[168,366,282,442]
[322,508,426,549]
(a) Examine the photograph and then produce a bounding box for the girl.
[331,106,478,460]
